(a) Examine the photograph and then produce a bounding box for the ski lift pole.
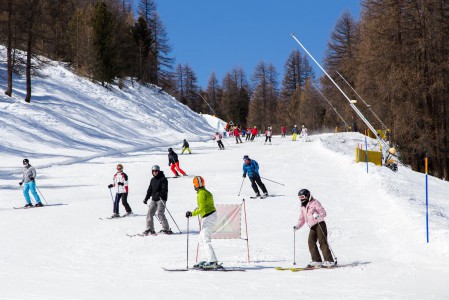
[425,157,429,243]
[311,83,350,128]
[336,71,387,130]
[291,33,389,150]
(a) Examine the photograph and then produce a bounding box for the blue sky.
[132,1,361,88]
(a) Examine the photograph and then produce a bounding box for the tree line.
[1,0,447,179]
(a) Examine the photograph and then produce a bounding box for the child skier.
[264,127,272,145]
[300,125,310,142]
[213,132,225,150]
[293,189,335,268]
[234,127,243,144]
[19,159,43,207]
[168,148,187,177]
[186,176,219,269]
[181,139,191,154]
[292,125,298,141]
[107,164,133,218]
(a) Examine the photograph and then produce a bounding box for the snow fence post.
[364,136,369,173]
[425,157,429,243]
[243,199,250,263]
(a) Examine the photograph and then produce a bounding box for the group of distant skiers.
[18,124,337,270]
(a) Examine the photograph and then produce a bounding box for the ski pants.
[292,133,297,141]
[308,221,333,263]
[302,133,309,142]
[245,134,251,141]
[199,212,218,263]
[265,136,272,143]
[217,140,224,149]
[170,162,186,176]
[249,174,267,195]
[250,134,256,141]
[23,181,41,204]
[235,136,242,144]
[181,147,191,154]
[146,200,170,231]
[114,193,132,214]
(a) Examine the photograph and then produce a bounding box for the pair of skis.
[13,203,66,209]
[275,265,336,272]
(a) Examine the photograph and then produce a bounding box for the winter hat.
[23,158,29,165]
[243,155,250,161]
[168,148,173,152]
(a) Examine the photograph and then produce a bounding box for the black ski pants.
[114,193,132,214]
[235,136,242,144]
[249,174,267,195]
[308,221,333,262]
[217,140,224,149]
[265,136,271,143]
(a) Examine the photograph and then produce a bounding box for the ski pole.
[159,200,182,233]
[317,221,337,265]
[293,228,296,265]
[35,185,49,205]
[108,188,115,204]
[186,216,190,269]
[260,176,285,186]
[238,177,245,196]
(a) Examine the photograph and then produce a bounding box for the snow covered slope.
[1,47,449,299]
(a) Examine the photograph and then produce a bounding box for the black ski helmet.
[23,158,29,165]
[168,148,173,152]
[298,189,311,201]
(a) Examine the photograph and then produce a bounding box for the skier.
[264,127,272,145]
[281,125,287,138]
[293,189,335,268]
[245,127,251,141]
[19,158,43,207]
[143,165,173,235]
[292,125,298,141]
[168,148,187,177]
[107,163,133,218]
[250,126,258,141]
[213,132,225,150]
[300,125,310,142]
[234,126,243,144]
[181,139,191,154]
[242,155,268,198]
[186,176,219,269]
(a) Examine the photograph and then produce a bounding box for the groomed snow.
[1,47,449,299]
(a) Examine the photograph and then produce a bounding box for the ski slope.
[1,47,449,299]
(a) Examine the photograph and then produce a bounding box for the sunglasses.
[152,170,159,173]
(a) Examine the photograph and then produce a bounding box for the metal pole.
[293,228,296,265]
[291,34,389,150]
[197,92,217,116]
[316,221,337,265]
[36,186,49,205]
[187,216,190,269]
[159,200,182,233]
[260,176,285,186]
[336,71,387,130]
[243,199,250,263]
[238,177,245,196]
[108,188,115,204]
[425,157,429,243]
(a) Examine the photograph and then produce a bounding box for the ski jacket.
[295,198,327,229]
[281,126,287,133]
[183,140,190,148]
[112,172,129,193]
[301,128,308,135]
[265,129,272,137]
[213,133,223,141]
[192,187,216,218]
[292,127,298,134]
[145,171,168,202]
[22,165,37,183]
[168,151,179,165]
[233,128,240,137]
[243,159,260,178]
[251,128,258,136]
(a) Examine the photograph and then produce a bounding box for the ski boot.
[34,202,44,207]
[24,203,33,208]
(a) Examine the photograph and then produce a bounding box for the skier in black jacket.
[143,165,172,235]
[168,148,187,177]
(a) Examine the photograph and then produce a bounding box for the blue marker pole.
[425,158,429,243]
[364,136,369,173]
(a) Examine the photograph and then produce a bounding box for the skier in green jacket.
[186,176,218,269]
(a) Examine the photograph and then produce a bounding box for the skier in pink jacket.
[294,189,335,268]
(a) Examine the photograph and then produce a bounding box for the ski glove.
[108,184,113,189]
[29,177,34,181]
[117,182,124,186]
[243,174,246,178]
[143,199,148,205]
[313,212,319,219]
[19,182,23,186]
[185,211,192,218]
[293,226,299,230]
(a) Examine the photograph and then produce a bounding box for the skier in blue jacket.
[242,155,268,198]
